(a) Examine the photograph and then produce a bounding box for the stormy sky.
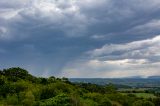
[0,0,160,78]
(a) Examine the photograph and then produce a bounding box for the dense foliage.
[0,67,159,106]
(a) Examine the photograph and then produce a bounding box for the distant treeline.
[0,67,160,106]
[70,78,160,88]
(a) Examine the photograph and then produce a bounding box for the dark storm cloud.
[0,0,160,77]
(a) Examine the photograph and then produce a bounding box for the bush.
[99,97,112,106]
[133,100,155,106]
[6,94,18,105]
[22,91,35,106]
[40,93,72,106]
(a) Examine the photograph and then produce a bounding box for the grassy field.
[134,93,156,98]
[121,93,156,98]
[118,88,150,92]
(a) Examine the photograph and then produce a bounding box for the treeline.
[0,67,160,106]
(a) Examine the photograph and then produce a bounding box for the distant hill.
[69,77,160,88]
[148,76,160,79]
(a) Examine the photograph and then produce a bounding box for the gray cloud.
[0,0,160,77]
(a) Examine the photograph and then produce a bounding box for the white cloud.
[90,35,160,59]
[61,35,160,78]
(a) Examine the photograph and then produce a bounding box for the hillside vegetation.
[0,67,160,106]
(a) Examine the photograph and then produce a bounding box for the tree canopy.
[0,67,158,106]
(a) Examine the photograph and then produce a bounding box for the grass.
[118,88,150,92]
[133,93,156,98]
[121,93,156,98]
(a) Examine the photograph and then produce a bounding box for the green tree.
[105,84,117,93]
[143,101,155,106]
[3,67,29,81]
[40,93,72,106]
[48,76,56,83]
[40,84,57,99]
[22,91,35,106]
[133,100,155,106]
[6,94,19,105]
[99,97,112,106]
